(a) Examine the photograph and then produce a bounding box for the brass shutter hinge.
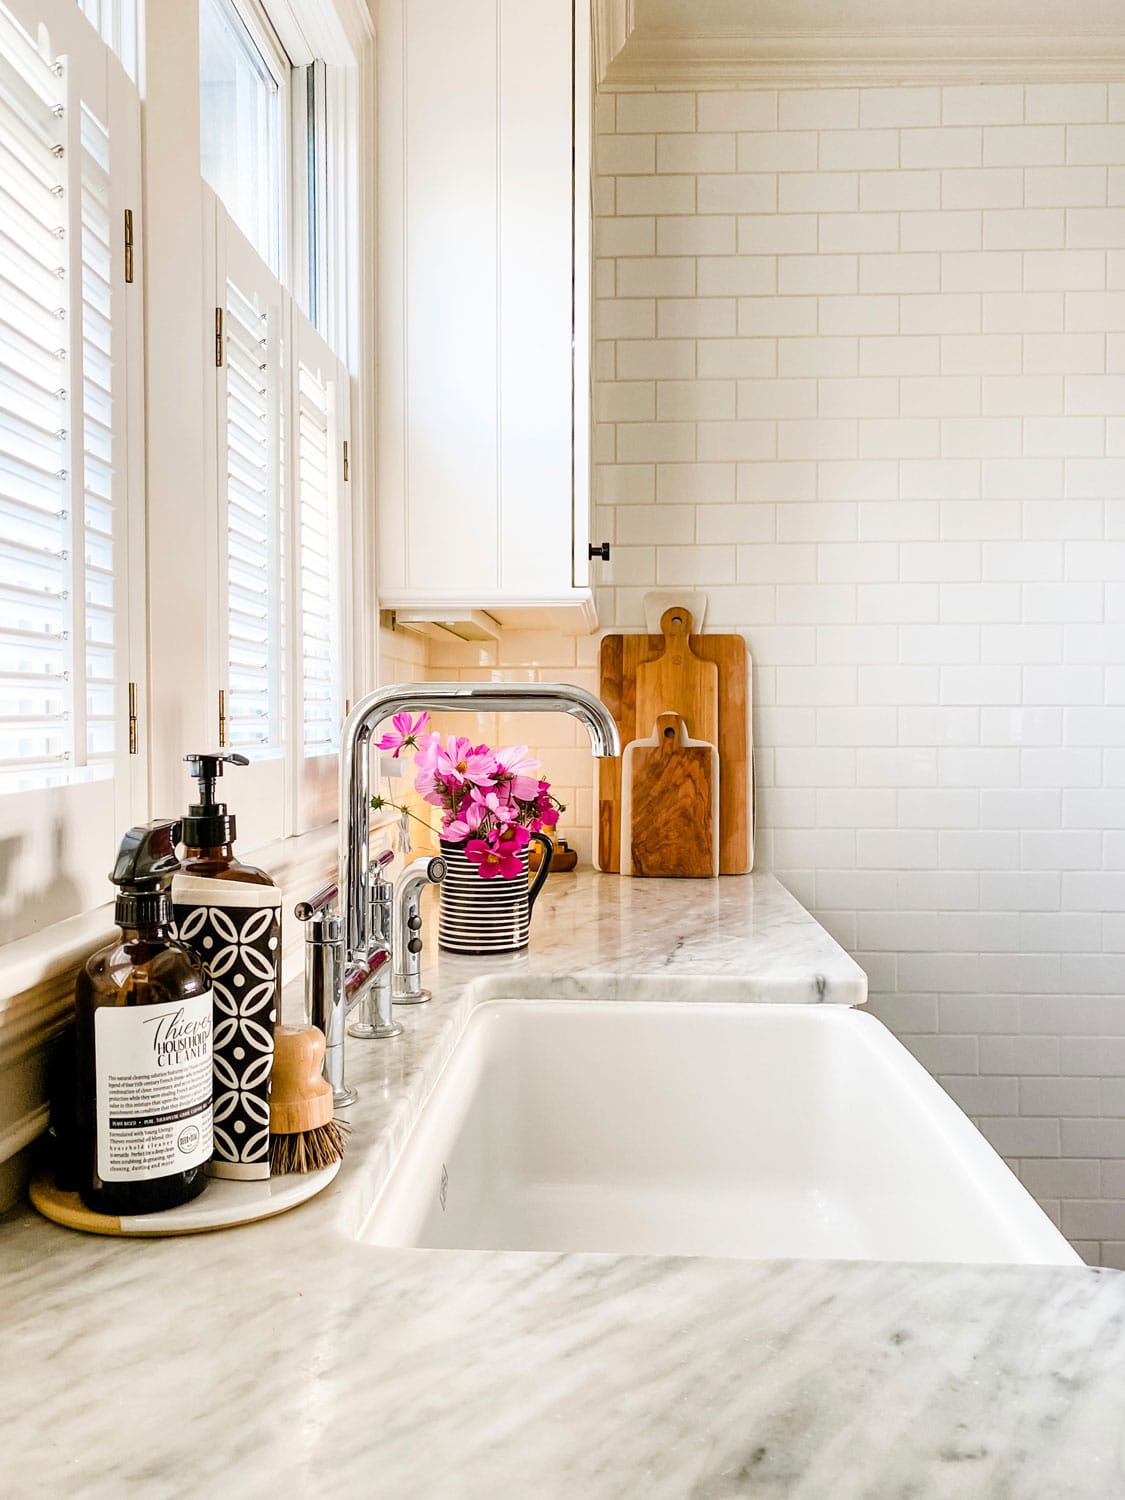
[124,209,134,284]
[343,439,349,482]
[128,681,138,754]
[215,307,224,367]
[218,689,227,747]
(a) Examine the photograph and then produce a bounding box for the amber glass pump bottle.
[74,821,214,1215]
[178,752,276,886]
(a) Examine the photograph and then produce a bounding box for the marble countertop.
[4,872,1125,1499]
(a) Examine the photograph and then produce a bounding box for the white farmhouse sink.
[360,1000,1078,1266]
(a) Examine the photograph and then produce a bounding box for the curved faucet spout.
[339,681,620,958]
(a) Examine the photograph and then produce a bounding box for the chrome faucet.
[298,683,621,1105]
[340,682,620,971]
[294,848,396,1105]
[347,853,401,1041]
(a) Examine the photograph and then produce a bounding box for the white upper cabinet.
[377,0,593,623]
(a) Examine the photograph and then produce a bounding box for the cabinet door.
[495,0,573,589]
[379,0,585,604]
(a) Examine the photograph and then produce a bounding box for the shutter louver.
[296,359,338,755]
[0,5,71,779]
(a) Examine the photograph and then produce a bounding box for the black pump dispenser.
[182,752,249,848]
[111,820,182,929]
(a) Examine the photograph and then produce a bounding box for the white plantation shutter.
[296,350,336,753]
[0,0,143,939]
[0,6,69,778]
[291,310,349,831]
[222,278,281,754]
[208,192,352,844]
[80,101,116,767]
[209,198,285,846]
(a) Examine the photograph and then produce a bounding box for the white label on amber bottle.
[94,993,214,1182]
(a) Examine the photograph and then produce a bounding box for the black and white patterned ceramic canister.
[171,875,281,1180]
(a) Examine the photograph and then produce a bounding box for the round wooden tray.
[30,1160,339,1237]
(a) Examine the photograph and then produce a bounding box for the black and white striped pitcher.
[438,833,554,954]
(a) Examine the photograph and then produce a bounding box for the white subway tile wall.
[471,82,1125,1267]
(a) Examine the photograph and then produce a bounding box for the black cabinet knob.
[408,936,423,954]
[407,913,422,930]
[588,542,611,561]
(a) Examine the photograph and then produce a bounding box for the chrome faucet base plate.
[393,989,431,1005]
[349,1019,404,1040]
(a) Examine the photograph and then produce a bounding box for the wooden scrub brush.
[269,1024,350,1174]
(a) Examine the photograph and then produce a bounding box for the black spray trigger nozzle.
[111,820,182,890]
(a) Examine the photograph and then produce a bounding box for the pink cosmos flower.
[469,785,516,824]
[497,821,530,848]
[534,781,560,827]
[464,837,512,879]
[432,735,498,790]
[375,711,430,757]
[493,745,540,801]
[489,824,529,878]
[443,792,486,841]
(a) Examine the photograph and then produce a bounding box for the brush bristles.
[269,1117,350,1176]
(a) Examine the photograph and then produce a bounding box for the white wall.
[488,79,1125,1267]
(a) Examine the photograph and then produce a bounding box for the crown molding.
[595,12,1125,85]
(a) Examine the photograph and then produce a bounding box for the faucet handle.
[295,881,338,921]
[369,847,396,896]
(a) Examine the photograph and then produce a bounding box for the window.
[199,0,345,343]
[73,0,141,82]
[198,0,358,844]
[199,0,286,276]
[0,0,144,938]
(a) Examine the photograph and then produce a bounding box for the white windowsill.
[0,821,342,1046]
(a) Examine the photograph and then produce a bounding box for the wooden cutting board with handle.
[621,713,719,877]
[635,607,719,759]
[598,611,751,875]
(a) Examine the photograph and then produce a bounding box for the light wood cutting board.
[621,713,719,878]
[598,614,751,875]
[635,608,719,758]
